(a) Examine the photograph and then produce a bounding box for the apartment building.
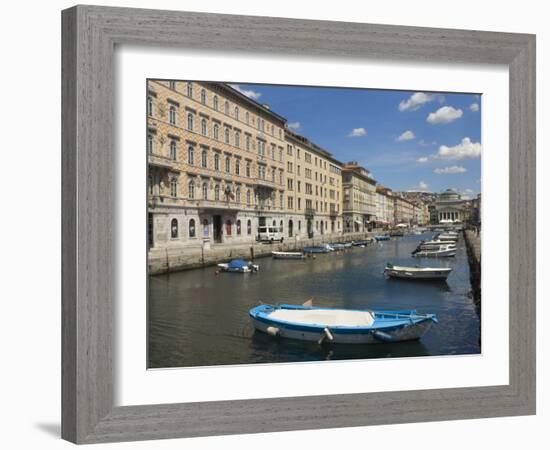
[375,185,394,226]
[147,80,288,249]
[341,162,377,232]
[284,130,343,238]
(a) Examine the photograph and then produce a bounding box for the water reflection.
[148,233,480,368]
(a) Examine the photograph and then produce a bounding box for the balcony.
[254,178,280,190]
[329,208,338,218]
[305,207,316,218]
[149,154,180,171]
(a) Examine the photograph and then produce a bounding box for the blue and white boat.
[374,234,390,241]
[249,303,437,344]
[217,259,259,273]
[303,244,333,254]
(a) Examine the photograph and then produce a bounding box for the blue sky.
[233,83,481,199]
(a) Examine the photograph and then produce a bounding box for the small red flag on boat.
[302,298,314,307]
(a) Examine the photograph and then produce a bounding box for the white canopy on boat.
[269,308,375,327]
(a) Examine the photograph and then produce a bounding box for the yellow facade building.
[342,162,377,232]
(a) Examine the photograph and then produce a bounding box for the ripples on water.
[148,233,480,368]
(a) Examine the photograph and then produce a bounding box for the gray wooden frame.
[62,5,536,444]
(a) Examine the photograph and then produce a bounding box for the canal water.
[148,233,480,368]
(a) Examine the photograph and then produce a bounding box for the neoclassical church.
[435,189,467,223]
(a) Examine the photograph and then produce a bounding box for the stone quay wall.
[464,229,481,315]
[149,232,374,275]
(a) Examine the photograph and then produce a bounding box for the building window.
[246,135,251,150]
[224,128,230,144]
[257,117,261,130]
[213,95,218,110]
[202,219,209,237]
[187,82,193,97]
[214,154,220,171]
[148,174,154,195]
[147,96,153,116]
[187,113,194,131]
[147,134,154,154]
[245,111,249,124]
[247,219,252,235]
[246,161,251,177]
[169,105,177,125]
[280,194,283,208]
[224,101,229,115]
[201,149,207,168]
[225,156,231,173]
[189,218,196,237]
[225,220,232,235]
[213,123,219,140]
[187,146,194,165]
[170,141,177,160]
[170,179,177,197]
[214,184,220,200]
[202,182,208,199]
[201,89,206,104]
[235,159,240,175]
[169,81,176,90]
[171,219,178,238]
[236,187,241,203]
[201,118,207,136]
[235,131,240,148]
[234,106,239,120]
[188,180,195,199]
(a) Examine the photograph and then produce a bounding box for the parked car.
[257,226,284,243]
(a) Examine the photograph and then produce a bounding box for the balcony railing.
[148,154,180,171]
[254,178,280,190]
[305,207,316,217]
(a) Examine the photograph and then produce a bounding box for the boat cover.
[268,308,375,327]
[228,259,249,269]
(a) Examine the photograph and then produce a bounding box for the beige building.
[284,130,343,238]
[375,185,394,227]
[436,188,467,223]
[393,195,415,225]
[341,162,377,232]
[147,80,288,249]
[413,201,430,226]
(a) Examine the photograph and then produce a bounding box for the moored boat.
[249,303,437,344]
[303,244,334,254]
[217,259,259,273]
[374,234,390,241]
[413,244,456,257]
[271,251,305,260]
[384,263,452,280]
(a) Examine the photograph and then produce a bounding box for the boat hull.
[413,249,456,257]
[249,304,436,344]
[272,251,305,260]
[384,269,451,280]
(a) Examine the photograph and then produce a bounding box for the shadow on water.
[148,233,480,368]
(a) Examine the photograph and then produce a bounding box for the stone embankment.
[464,229,481,315]
[149,232,374,275]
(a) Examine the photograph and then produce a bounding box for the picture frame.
[61,4,536,444]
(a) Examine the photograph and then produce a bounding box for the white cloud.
[348,127,367,137]
[434,165,467,174]
[427,106,463,125]
[411,181,429,191]
[436,137,482,160]
[230,84,262,101]
[469,103,480,112]
[416,156,429,163]
[287,121,301,131]
[461,188,475,199]
[397,130,415,142]
[399,92,436,112]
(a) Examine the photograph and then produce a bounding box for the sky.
[231,83,481,199]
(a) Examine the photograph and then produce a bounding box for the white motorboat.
[271,251,305,260]
[437,232,459,241]
[413,244,456,257]
[217,259,259,273]
[384,263,452,280]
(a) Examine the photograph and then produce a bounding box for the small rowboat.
[374,234,390,241]
[328,242,351,250]
[271,251,305,260]
[217,259,259,273]
[249,303,437,344]
[384,263,452,280]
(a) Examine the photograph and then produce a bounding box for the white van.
[257,226,284,243]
